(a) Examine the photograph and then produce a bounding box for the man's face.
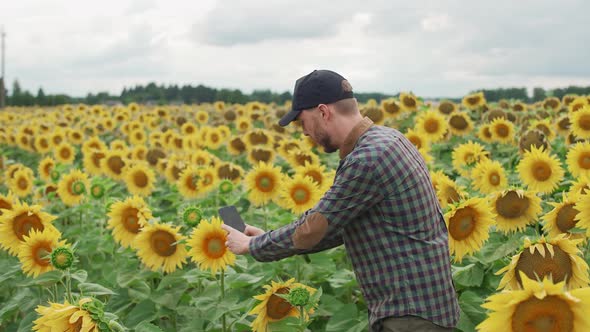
[297,107,338,153]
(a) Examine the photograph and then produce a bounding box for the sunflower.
[569,177,590,199]
[33,298,98,332]
[81,136,107,155]
[249,278,317,332]
[34,135,53,154]
[278,174,321,214]
[518,129,549,153]
[570,105,590,139]
[489,117,515,144]
[452,141,489,178]
[399,92,419,112]
[245,129,274,148]
[38,157,55,182]
[110,139,128,152]
[100,150,127,181]
[381,98,404,118]
[0,202,58,256]
[295,163,333,194]
[436,178,467,209]
[177,166,204,199]
[10,168,35,198]
[180,122,198,136]
[491,189,541,234]
[0,191,17,216]
[437,100,457,115]
[195,110,209,124]
[543,193,582,238]
[123,162,155,197]
[517,145,564,194]
[245,162,283,206]
[462,91,486,109]
[414,110,448,143]
[82,149,106,176]
[566,141,590,178]
[211,165,238,188]
[477,272,590,332]
[17,229,65,277]
[227,136,248,155]
[430,170,452,192]
[53,142,76,165]
[56,169,90,206]
[236,116,253,133]
[477,124,494,143]
[133,223,187,274]
[247,147,276,166]
[361,106,386,125]
[471,160,508,195]
[187,216,235,274]
[404,128,430,150]
[287,148,320,168]
[543,96,561,110]
[555,114,571,136]
[447,111,474,136]
[529,118,556,142]
[107,196,153,248]
[204,127,225,150]
[574,192,590,236]
[569,96,589,113]
[445,197,495,262]
[512,101,528,112]
[496,235,590,291]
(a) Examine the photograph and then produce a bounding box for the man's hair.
[333,98,359,115]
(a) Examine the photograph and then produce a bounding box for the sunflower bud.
[72,181,86,195]
[108,320,125,332]
[90,183,105,199]
[50,246,74,270]
[286,287,311,307]
[182,206,202,227]
[218,179,234,194]
[50,170,60,182]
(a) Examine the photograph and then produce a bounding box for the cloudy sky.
[1,0,589,98]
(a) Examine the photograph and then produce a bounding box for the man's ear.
[318,104,331,122]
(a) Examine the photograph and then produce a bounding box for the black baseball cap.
[279,69,354,126]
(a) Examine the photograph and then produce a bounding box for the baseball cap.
[279,69,354,126]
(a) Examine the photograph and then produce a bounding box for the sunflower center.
[292,187,310,204]
[60,148,71,159]
[17,177,28,190]
[384,102,400,114]
[150,230,177,257]
[267,288,293,320]
[488,172,500,186]
[33,243,52,267]
[578,153,590,170]
[403,96,416,108]
[424,119,439,133]
[72,181,86,195]
[408,135,422,149]
[496,191,530,219]
[439,102,454,114]
[256,175,274,192]
[579,114,590,130]
[43,162,53,176]
[250,132,269,145]
[0,199,12,214]
[205,237,226,259]
[251,149,272,163]
[448,207,477,240]
[512,296,574,332]
[533,161,552,181]
[483,126,492,139]
[495,124,509,137]
[134,171,148,187]
[467,96,480,106]
[556,204,579,233]
[107,156,125,175]
[450,115,468,130]
[230,138,246,152]
[92,151,105,168]
[122,208,141,233]
[13,213,44,241]
[295,154,313,167]
[444,187,461,205]
[305,170,322,185]
[515,244,572,286]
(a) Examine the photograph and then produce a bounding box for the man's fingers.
[221,224,234,233]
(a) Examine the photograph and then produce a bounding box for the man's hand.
[222,223,265,255]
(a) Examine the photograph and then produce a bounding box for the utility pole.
[0,26,5,109]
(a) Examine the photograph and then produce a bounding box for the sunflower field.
[1,93,590,332]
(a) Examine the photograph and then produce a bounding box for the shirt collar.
[339,117,374,159]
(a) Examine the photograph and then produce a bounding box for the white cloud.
[1,0,589,98]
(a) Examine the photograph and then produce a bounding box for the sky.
[1,0,589,98]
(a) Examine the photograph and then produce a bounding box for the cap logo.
[341,80,353,92]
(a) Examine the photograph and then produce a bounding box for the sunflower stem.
[220,269,227,332]
[65,269,73,303]
[263,203,268,231]
[299,305,305,332]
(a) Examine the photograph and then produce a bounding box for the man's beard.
[315,129,338,153]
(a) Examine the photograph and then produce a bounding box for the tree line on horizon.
[3,79,590,107]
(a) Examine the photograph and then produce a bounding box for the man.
[222,69,460,332]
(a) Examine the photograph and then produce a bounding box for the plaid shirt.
[250,118,460,331]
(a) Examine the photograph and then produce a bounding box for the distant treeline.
[3,79,590,107]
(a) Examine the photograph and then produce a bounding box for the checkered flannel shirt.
[250,117,460,331]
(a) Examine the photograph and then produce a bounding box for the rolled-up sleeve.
[249,157,383,262]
